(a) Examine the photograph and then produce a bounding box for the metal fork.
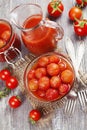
[78,90,87,112]
[77,72,87,112]
[64,78,79,115]
[64,89,77,115]
[64,38,85,115]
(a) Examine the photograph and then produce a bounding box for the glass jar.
[0,19,21,62]
[24,52,75,102]
[10,3,64,56]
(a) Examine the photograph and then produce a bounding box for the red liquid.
[0,20,21,62]
[22,15,58,56]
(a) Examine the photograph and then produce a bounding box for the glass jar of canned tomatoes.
[0,19,21,62]
[24,52,75,102]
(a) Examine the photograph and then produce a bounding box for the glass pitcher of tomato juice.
[10,3,64,56]
[0,19,21,62]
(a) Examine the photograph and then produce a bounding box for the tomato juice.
[0,20,21,62]
[21,15,58,56]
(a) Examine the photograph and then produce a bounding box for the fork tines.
[64,99,77,115]
[78,89,87,112]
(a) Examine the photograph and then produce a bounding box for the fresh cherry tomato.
[6,76,18,89]
[59,84,70,95]
[35,68,46,79]
[47,63,60,76]
[38,56,49,67]
[68,6,82,21]
[29,109,41,121]
[47,0,64,18]
[38,76,50,91]
[28,69,35,80]
[46,88,59,101]
[61,69,74,83]
[9,96,21,108]
[49,54,60,63]
[76,0,83,5]
[82,0,87,6]
[0,69,11,81]
[76,0,87,7]
[50,76,61,88]
[74,19,87,36]
[28,78,38,91]
[0,39,6,48]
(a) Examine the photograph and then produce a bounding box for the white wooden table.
[0,0,87,130]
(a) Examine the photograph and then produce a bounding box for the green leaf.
[0,88,11,99]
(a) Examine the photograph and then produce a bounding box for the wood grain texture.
[0,0,87,130]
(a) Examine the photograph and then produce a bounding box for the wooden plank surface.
[0,0,87,130]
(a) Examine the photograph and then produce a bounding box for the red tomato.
[38,76,50,91]
[46,88,59,100]
[61,69,74,83]
[9,96,21,108]
[58,61,67,71]
[76,0,87,7]
[38,56,49,67]
[28,78,38,91]
[27,69,35,80]
[1,31,11,41]
[76,0,83,5]
[6,76,18,89]
[59,84,70,95]
[47,63,60,76]
[47,1,64,18]
[69,7,82,21]
[50,76,61,88]
[35,68,46,79]
[0,39,6,48]
[49,54,60,63]
[37,90,46,98]
[0,69,11,81]
[74,19,87,36]
[84,0,87,6]
[29,109,41,121]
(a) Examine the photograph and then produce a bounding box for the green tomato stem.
[51,0,62,14]
[29,118,36,124]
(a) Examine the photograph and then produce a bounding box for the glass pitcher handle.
[4,47,24,68]
[41,20,64,40]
